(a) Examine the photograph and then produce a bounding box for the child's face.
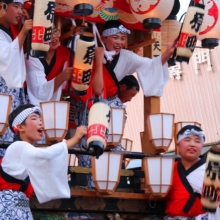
[178,135,203,162]
[49,27,60,51]
[101,33,126,55]
[3,3,23,25]
[20,113,44,144]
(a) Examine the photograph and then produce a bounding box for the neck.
[46,49,55,64]
[181,157,200,170]
[19,133,34,145]
[0,19,9,29]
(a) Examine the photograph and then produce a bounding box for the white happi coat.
[165,163,220,220]
[25,55,66,106]
[113,49,169,97]
[0,28,26,88]
[1,141,70,203]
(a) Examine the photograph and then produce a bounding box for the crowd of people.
[0,0,219,220]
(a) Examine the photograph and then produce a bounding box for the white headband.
[12,106,42,133]
[178,129,205,143]
[102,25,131,37]
[13,0,24,3]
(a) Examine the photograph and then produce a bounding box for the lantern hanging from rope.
[197,0,220,49]
[128,0,175,29]
[176,1,205,63]
[87,99,110,158]
[201,146,220,213]
[31,0,55,58]
[71,32,95,96]
[65,0,102,16]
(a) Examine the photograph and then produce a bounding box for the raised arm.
[92,47,105,96]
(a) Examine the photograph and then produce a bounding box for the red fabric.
[0,159,33,198]
[46,45,70,81]
[165,162,205,217]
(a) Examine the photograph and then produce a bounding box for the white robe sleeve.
[21,142,70,203]
[25,55,62,105]
[0,32,26,88]
[114,50,170,97]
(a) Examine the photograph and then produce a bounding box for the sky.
[177,0,191,20]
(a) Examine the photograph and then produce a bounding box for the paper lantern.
[91,152,123,194]
[40,101,70,142]
[121,138,133,152]
[65,0,101,16]
[197,0,220,48]
[128,0,175,29]
[143,156,174,197]
[201,146,220,212]
[31,0,55,58]
[106,108,125,150]
[176,3,205,63]
[87,100,110,158]
[161,19,181,52]
[147,113,174,152]
[71,32,95,96]
[0,94,12,136]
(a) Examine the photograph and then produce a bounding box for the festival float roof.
[24,0,176,31]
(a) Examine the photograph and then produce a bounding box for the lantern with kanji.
[176,2,205,63]
[71,32,95,96]
[65,0,102,16]
[201,146,220,213]
[128,0,175,29]
[31,0,55,58]
[87,100,110,158]
[197,0,220,48]
[0,94,12,136]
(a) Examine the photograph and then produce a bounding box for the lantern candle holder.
[40,101,70,143]
[0,94,12,136]
[106,107,125,150]
[91,152,123,194]
[143,156,174,197]
[147,113,175,152]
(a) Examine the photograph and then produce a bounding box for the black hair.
[102,20,125,33]
[119,75,140,91]
[8,104,36,135]
[177,125,205,142]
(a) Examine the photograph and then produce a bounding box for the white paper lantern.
[128,0,175,29]
[176,3,205,63]
[91,152,123,194]
[197,0,220,48]
[32,0,55,57]
[0,94,12,136]
[147,113,174,152]
[40,101,70,142]
[107,108,125,149]
[143,156,174,197]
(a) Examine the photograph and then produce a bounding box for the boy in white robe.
[0,103,87,219]
[164,125,220,220]
[0,0,32,143]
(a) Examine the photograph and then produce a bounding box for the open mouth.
[37,128,44,136]
[50,39,58,47]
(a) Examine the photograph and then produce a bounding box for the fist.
[22,19,33,34]
[61,67,73,81]
[94,47,104,64]
[75,126,87,140]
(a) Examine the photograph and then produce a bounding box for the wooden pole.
[141,32,161,154]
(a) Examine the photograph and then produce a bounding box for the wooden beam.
[127,38,156,51]
[141,32,161,154]
[70,188,165,200]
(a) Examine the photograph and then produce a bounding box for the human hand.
[60,67,73,81]
[94,47,104,65]
[21,19,33,35]
[22,8,29,19]
[144,185,151,194]
[165,36,179,57]
[75,126,87,141]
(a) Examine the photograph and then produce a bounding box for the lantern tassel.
[26,0,35,60]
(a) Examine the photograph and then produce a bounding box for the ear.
[120,84,127,91]
[0,3,7,18]
[177,143,181,155]
[16,124,26,133]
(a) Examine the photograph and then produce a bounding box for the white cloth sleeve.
[114,50,170,97]
[25,55,61,105]
[21,142,70,203]
[0,34,26,88]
